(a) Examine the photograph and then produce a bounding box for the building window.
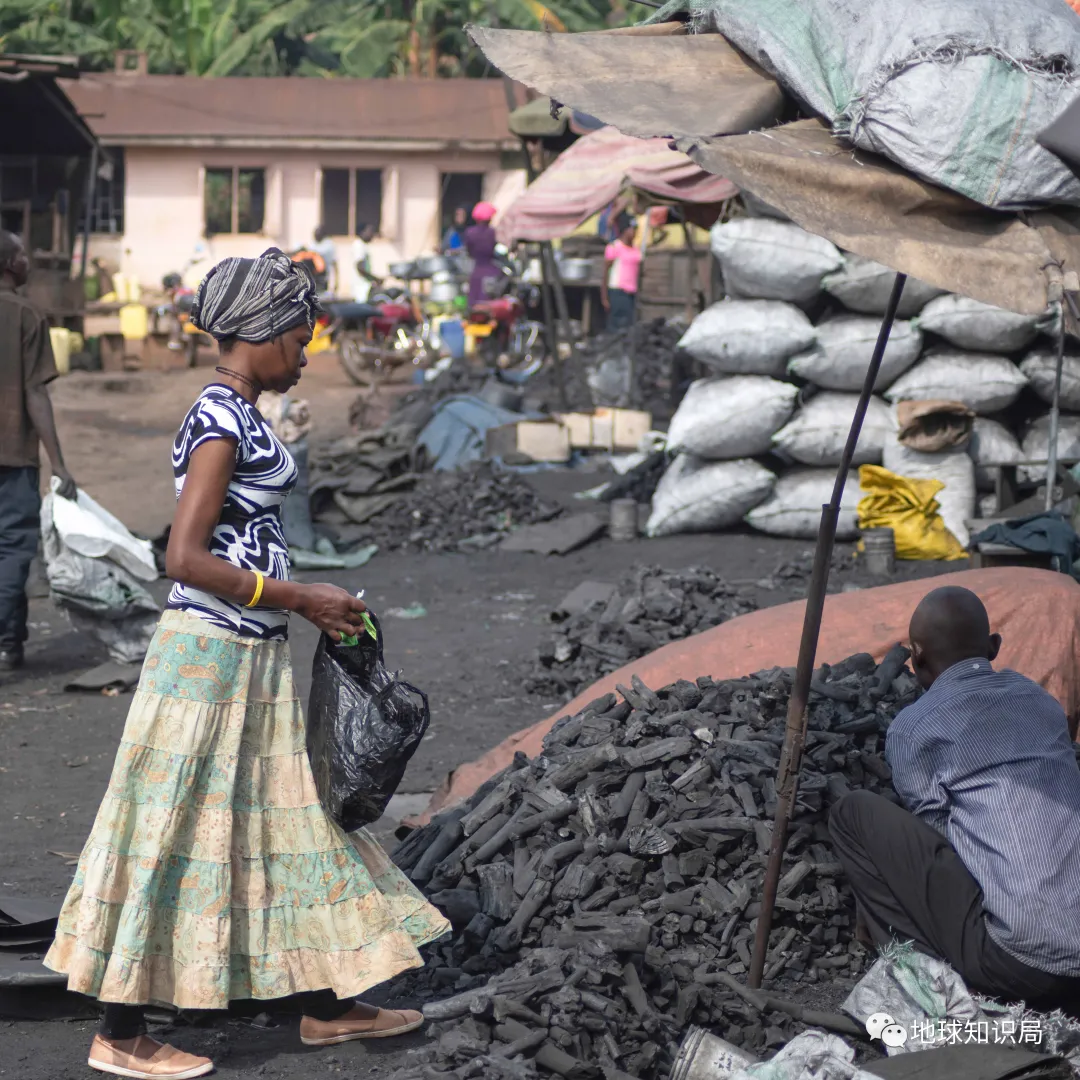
[355,170,381,233]
[320,168,383,235]
[440,173,484,237]
[204,167,265,235]
[90,148,125,234]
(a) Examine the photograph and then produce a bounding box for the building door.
[440,173,484,237]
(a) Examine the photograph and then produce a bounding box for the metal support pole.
[1046,301,1066,512]
[748,272,908,989]
[79,143,98,281]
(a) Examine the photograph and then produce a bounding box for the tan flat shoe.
[88,1034,213,1079]
[300,1006,424,1046]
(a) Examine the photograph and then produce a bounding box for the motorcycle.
[327,287,434,391]
[467,257,546,377]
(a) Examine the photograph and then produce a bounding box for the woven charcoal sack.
[1020,349,1080,411]
[772,392,894,467]
[646,455,775,537]
[882,438,976,548]
[710,218,842,304]
[822,254,944,317]
[968,418,1023,492]
[918,294,1045,354]
[666,375,799,459]
[677,299,816,376]
[687,0,1080,209]
[1019,415,1080,485]
[788,315,923,392]
[885,353,1028,415]
[746,468,861,539]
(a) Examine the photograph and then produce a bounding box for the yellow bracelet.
[245,570,265,608]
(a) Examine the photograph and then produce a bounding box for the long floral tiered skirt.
[45,610,450,1009]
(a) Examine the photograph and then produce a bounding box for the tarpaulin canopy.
[472,24,783,142]
[496,124,737,243]
[469,24,1080,316]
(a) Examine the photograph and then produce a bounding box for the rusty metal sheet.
[468,26,784,140]
[679,119,1080,315]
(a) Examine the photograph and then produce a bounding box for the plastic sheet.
[410,567,1080,825]
[306,614,430,830]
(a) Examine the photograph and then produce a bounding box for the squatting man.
[830,585,1080,1011]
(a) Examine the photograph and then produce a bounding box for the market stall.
[498,123,736,332]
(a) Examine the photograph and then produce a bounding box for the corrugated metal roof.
[61,74,516,146]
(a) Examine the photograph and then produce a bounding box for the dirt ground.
[0,357,960,1079]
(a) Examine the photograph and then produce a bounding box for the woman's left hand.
[293,583,367,641]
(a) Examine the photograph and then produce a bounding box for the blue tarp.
[416,395,541,471]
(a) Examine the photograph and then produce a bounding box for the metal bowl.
[558,257,593,283]
[388,260,417,279]
[429,281,461,304]
[414,255,456,278]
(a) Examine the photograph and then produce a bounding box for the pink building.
[62,69,526,290]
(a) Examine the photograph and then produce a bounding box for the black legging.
[99,992,355,1040]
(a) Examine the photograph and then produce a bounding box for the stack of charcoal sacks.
[650,208,1062,547]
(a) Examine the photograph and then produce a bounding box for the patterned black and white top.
[167,384,297,640]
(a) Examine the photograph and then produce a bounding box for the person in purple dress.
[464,201,500,307]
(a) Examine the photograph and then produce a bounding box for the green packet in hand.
[338,608,376,647]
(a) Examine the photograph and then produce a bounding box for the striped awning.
[496,125,737,243]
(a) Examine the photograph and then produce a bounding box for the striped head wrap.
[191,247,320,343]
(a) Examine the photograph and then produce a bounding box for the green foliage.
[0,0,634,77]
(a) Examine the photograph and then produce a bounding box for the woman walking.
[45,250,449,1079]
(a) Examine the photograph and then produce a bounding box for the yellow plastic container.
[112,273,142,303]
[119,303,149,341]
[49,327,71,375]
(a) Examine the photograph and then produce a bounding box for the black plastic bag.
[306,613,430,830]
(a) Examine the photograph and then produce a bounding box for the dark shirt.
[0,281,57,468]
[886,658,1080,975]
[464,224,499,306]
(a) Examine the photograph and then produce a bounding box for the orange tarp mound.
[413,568,1080,825]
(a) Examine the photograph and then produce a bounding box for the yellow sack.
[857,465,967,561]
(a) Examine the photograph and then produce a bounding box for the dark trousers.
[829,791,1080,1010]
[99,992,355,1039]
[0,466,40,652]
[607,289,636,332]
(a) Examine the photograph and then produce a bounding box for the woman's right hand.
[294,583,367,640]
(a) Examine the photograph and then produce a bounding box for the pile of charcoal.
[357,461,563,554]
[525,566,759,701]
[388,647,918,1080]
[577,318,691,423]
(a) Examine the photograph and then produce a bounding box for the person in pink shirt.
[601,217,642,331]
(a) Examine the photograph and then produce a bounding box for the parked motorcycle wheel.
[339,335,383,391]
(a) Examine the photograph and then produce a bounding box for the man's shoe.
[300,1006,424,1045]
[0,648,23,672]
[87,1034,213,1079]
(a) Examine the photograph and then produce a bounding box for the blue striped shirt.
[885,658,1080,976]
